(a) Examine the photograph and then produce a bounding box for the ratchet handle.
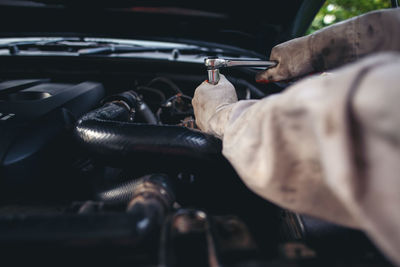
[205,57,277,85]
[224,60,277,68]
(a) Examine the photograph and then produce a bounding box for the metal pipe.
[159,209,220,267]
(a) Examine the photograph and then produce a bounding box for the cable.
[136,86,167,102]
[147,77,183,94]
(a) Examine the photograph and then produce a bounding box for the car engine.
[0,56,390,266]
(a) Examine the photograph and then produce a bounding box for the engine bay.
[0,56,391,266]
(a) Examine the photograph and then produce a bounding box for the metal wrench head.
[204,57,226,85]
[204,57,227,70]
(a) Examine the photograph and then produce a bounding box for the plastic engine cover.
[0,79,104,201]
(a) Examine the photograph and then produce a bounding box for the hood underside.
[0,0,321,56]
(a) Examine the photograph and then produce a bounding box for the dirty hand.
[256,8,400,83]
[192,74,238,137]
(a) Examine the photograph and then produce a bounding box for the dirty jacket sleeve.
[255,8,400,82]
[192,53,400,265]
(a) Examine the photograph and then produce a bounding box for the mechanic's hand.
[256,8,400,83]
[192,74,238,137]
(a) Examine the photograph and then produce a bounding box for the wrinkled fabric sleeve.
[256,8,400,82]
[199,53,400,265]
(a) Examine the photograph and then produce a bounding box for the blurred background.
[307,0,392,34]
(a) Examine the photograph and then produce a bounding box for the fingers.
[192,74,238,134]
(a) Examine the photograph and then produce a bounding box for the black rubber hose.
[102,90,158,124]
[137,102,158,125]
[74,96,221,167]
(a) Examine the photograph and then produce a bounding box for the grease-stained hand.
[192,74,238,135]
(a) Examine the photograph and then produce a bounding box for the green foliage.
[307,0,391,34]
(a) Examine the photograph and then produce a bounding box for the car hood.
[0,0,322,57]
